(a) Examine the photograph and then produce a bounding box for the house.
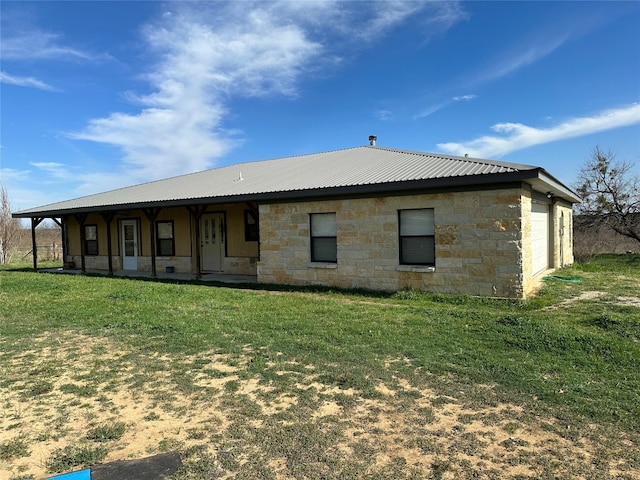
[13,141,580,298]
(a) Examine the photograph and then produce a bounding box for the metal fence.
[20,243,62,262]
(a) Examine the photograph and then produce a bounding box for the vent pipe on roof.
[368,135,377,146]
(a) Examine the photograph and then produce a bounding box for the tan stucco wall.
[63,205,258,275]
[224,204,259,258]
[257,188,530,298]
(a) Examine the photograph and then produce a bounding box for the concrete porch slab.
[39,267,258,285]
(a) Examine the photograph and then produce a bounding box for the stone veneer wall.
[68,255,121,271]
[70,255,194,273]
[137,256,193,274]
[68,254,258,275]
[223,256,259,276]
[257,188,529,298]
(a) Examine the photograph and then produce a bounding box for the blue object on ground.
[46,469,91,480]
[43,451,182,480]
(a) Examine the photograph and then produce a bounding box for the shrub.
[46,444,107,473]
[86,422,126,442]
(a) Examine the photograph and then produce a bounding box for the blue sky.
[2,1,639,212]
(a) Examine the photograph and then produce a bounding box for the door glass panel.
[124,225,135,256]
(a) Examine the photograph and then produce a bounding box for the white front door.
[122,220,138,270]
[201,213,224,272]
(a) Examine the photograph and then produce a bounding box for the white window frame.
[84,224,98,256]
[310,213,337,263]
[156,221,175,257]
[399,208,435,266]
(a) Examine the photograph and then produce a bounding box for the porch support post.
[101,212,116,275]
[30,217,44,270]
[51,218,63,263]
[187,205,207,279]
[142,208,161,277]
[74,213,88,272]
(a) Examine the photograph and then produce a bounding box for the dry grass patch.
[2,332,637,479]
[2,258,638,479]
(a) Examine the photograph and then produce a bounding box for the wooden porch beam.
[101,212,116,275]
[59,216,68,268]
[142,208,161,277]
[30,217,45,270]
[186,206,208,279]
[73,213,88,272]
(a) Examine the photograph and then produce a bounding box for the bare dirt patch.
[544,290,606,310]
[616,296,640,307]
[1,333,637,479]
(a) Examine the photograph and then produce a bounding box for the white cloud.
[277,0,464,44]
[437,103,640,158]
[470,34,569,87]
[352,1,454,42]
[1,29,101,62]
[415,101,449,119]
[453,94,476,102]
[415,28,571,119]
[30,162,69,179]
[69,1,466,183]
[415,94,477,119]
[69,4,323,180]
[376,109,393,121]
[0,71,55,90]
[0,167,31,182]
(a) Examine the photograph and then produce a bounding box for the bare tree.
[0,183,24,264]
[574,146,640,245]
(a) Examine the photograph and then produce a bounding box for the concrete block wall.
[257,188,528,298]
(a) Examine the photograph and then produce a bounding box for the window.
[399,209,435,265]
[310,213,337,263]
[156,221,175,256]
[84,225,98,256]
[244,210,259,242]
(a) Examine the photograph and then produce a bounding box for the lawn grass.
[1,255,639,479]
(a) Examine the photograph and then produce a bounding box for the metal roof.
[13,145,580,217]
